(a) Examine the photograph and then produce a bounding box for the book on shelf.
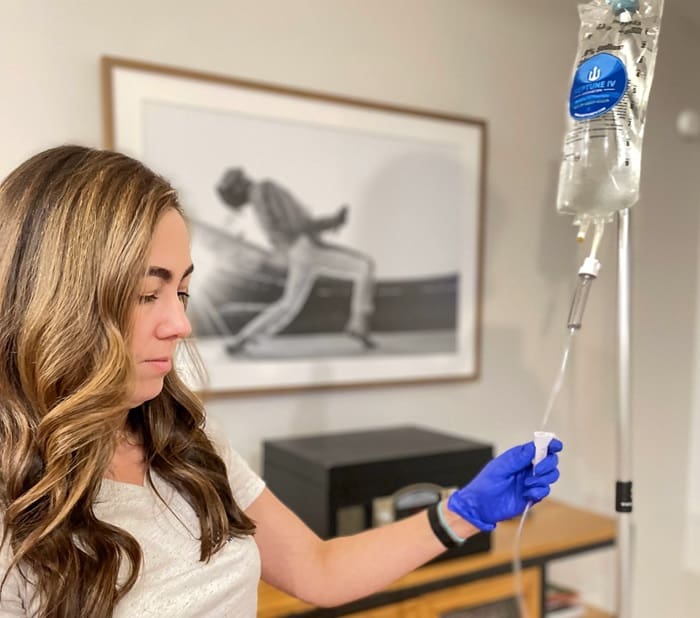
[545,583,584,618]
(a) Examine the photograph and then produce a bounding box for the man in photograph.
[216,168,376,354]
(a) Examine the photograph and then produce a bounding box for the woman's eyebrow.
[147,264,194,283]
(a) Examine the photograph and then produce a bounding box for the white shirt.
[0,430,266,617]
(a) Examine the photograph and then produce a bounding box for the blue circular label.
[569,53,628,120]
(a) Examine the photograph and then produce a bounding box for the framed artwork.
[102,57,486,395]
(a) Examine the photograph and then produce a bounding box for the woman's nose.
[177,310,193,340]
[158,298,192,340]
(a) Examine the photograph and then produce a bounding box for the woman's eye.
[178,291,190,307]
[139,294,158,304]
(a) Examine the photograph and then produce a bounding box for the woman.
[0,146,562,617]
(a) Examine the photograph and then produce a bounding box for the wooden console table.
[258,500,616,618]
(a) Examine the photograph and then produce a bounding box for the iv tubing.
[513,502,533,618]
[513,266,585,616]
[512,328,575,618]
[541,329,576,430]
[512,218,605,616]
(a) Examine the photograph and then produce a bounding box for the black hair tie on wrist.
[427,501,460,549]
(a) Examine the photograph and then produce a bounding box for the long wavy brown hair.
[0,145,255,617]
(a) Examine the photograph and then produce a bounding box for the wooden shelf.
[258,499,616,617]
[583,605,613,618]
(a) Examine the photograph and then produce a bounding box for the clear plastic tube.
[513,502,534,618]
[542,329,577,430]
[512,328,577,616]
[590,220,606,258]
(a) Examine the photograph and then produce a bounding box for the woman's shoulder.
[203,416,265,510]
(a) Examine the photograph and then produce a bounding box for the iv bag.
[556,0,664,228]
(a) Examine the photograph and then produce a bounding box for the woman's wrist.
[441,499,479,539]
[427,500,479,549]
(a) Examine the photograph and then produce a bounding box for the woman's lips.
[144,358,172,373]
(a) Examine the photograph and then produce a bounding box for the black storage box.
[263,425,494,560]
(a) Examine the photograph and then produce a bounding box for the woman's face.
[128,209,193,407]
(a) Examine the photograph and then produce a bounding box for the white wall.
[2,1,700,615]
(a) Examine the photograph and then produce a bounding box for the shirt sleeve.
[204,417,266,511]
[0,529,27,617]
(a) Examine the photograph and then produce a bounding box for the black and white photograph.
[104,58,485,394]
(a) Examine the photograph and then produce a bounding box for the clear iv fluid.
[557,105,641,218]
[556,1,664,222]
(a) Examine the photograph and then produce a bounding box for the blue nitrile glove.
[447,438,563,532]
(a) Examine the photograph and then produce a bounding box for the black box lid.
[263,425,493,499]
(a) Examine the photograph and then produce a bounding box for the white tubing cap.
[578,256,601,277]
[532,431,556,468]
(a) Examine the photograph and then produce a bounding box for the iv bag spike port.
[606,0,639,14]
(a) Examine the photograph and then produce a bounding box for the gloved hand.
[447,438,563,532]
